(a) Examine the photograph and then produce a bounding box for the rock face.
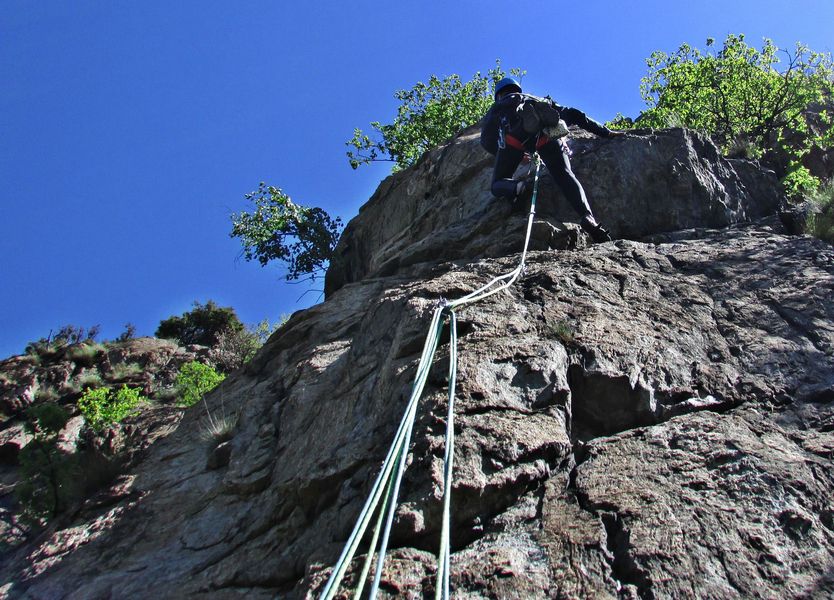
[325,125,782,296]
[0,338,210,548]
[3,127,834,599]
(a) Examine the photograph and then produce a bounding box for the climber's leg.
[491,146,525,198]
[538,141,594,218]
[539,141,612,242]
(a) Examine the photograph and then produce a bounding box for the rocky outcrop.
[325,125,782,296]
[3,127,833,599]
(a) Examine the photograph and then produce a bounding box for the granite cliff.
[2,124,833,599]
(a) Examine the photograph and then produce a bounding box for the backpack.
[518,95,570,138]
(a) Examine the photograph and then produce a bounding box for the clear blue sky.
[2,1,832,359]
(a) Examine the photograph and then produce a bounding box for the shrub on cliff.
[347,59,525,171]
[156,300,244,347]
[78,385,145,432]
[175,361,225,407]
[212,317,285,372]
[230,184,342,282]
[25,324,101,356]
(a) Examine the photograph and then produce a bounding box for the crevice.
[565,442,653,599]
[460,404,533,417]
[601,513,654,599]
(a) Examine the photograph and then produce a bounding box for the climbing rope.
[320,154,542,600]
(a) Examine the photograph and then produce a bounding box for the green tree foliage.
[347,60,525,171]
[617,34,834,195]
[175,361,225,407]
[16,404,77,525]
[156,300,244,347]
[230,183,343,281]
[78,385,145,432]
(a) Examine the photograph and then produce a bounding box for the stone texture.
[2,126,833,599]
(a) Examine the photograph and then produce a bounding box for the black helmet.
[494,77,522,99]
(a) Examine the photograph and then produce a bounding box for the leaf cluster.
[77,384,146,431]
[175,361,225,407]
[156,300,244,347]
[347,60,525,171]
[230,183,343,281]
[618,34,834,184]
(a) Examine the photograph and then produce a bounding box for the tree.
[156,300,244,347]
[16,404,77,525]
[347,60,525,171]
[230,183,343,281]
[616,34,834,194]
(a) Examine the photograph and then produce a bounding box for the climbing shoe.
[580,218,613,243]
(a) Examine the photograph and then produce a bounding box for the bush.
[550,321,575,345]
[156,300,244,347]
[66,342,104,366]
[106,362,144,382]
[783,160,821,199]
[116,323,137,342]
[175,362,225,407]
[25,324,101,356]
[76,371,104,390]
[24,403,70,437]
[212,317,286,372]
[78,385,145,432]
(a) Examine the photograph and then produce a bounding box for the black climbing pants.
[491,140,595,220]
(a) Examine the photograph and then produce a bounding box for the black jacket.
[480,92,611,154]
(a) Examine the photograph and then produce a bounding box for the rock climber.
[480,76,617,243]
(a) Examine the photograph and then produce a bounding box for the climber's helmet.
[494,77,522,100]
